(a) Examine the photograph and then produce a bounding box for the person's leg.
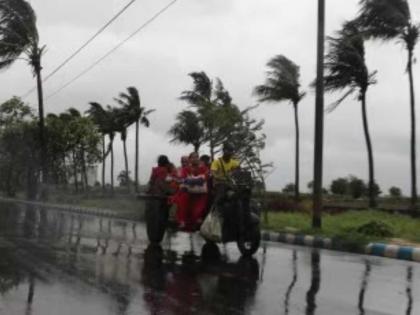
[212,184,226,207]
[175,191,189,228]
[191,194,208,226]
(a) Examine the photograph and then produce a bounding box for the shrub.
[355,221,394,238]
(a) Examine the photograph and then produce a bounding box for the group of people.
[147,144,239,231]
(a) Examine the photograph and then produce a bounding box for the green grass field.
[262,210,420,245]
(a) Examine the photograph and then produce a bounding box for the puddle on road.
[0,201,418,315]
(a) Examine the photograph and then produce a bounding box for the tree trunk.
[72,150,78,193]
[209,128,215,160]
[6,166,13,197]
[110,135,114,194]
[123,134,129,192]
[408,48,417,209]
[312,0,325,228]
[34,52,48,200]
[81,148,88,191]
[361,92,376,208]
[194,143,200,153]
[62,154,68,187]
[135,120,139,193]
[293,103,300,202]
[102,135,106,192]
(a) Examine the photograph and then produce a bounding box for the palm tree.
[323,21,378,208]
[180,72,235,159]
[169,110,205,153]
[106,106,118,193]
[87,102,109,192]
[356,0,419,208]
[0,0,47,187]
[254,55,306,202]
[113,107,131,191]
[115,87,154,193]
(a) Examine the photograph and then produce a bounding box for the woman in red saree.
[174,153,209,231]
[148,155,178,195]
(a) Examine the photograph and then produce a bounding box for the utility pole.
[312,0,325,228]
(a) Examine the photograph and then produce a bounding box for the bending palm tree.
[356,0,419,208]
[180,72,235,159]
[115,87,154,193]
[0,0,47,186]
[87,102,111,192]
[113,107,131,191]
[324,21,378,208]
[254,55,306,202]
[169,110,205,153]
[106,106,118,193]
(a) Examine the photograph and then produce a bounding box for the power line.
[20,0,138,99]
[46,0,178,100]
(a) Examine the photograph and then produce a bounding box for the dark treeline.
[0,97,101,198]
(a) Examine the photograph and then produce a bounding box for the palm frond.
[326,87,357,113]
[254,55,305,105]
[168,110,204,147]
[0,0,38,70]
[214,78,232,106]
[324,21,372,95]
[187,72,212,100]
[356,0,411,40]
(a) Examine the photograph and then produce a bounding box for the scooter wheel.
[237,225,260,257]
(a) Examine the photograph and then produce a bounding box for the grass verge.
[262,210,420,250]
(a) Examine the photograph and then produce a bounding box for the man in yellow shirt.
[210,144,240,209]
[211,144,240,184]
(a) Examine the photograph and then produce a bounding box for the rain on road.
[0,201,418,315]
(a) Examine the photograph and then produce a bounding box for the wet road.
[0,202,418,315]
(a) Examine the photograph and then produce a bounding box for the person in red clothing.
[147,155,174,195]
[178,156,190,178]
[174,152,209,230]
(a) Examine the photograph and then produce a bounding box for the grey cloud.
[3,0,420,195]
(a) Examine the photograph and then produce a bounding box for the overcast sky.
[2,0,420,194]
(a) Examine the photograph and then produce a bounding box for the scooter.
[141,169,261,256]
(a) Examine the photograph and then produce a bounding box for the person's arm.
[231,159,240,170]
[210,159,222,180]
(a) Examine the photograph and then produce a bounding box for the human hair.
[223,143,234,154]
[200,154,211,164]
[157,155,170,167]
[189,152,199,159]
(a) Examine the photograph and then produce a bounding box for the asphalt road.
[0,201,418,315]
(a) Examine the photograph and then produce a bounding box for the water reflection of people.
[141,244,259,315]
[306,251,321,315]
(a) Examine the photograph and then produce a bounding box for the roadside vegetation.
[262,210,420,246]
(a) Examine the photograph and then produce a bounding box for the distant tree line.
[0,86,155,198]
[283,176,403,199]
[0,97,101,198]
